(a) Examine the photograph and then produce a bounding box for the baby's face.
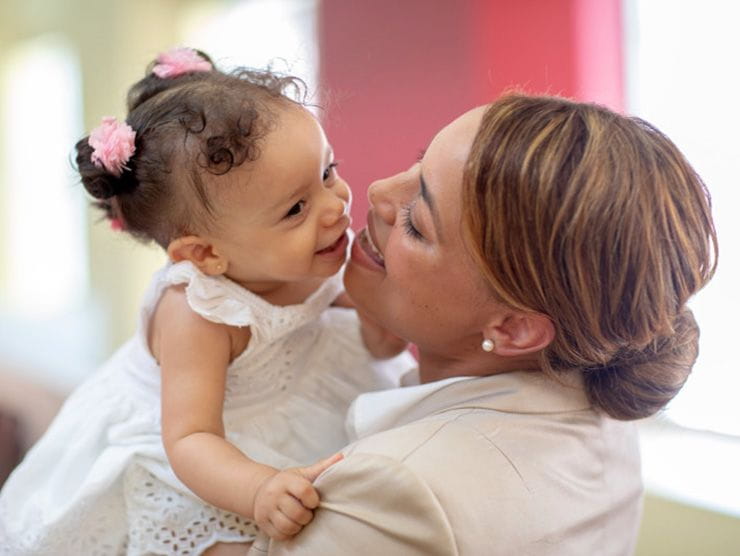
[206,104,352,291]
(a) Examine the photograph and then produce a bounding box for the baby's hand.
[253,453,342,540]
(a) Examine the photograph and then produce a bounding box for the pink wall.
[318,0,624,226]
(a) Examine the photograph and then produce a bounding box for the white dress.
[0,261,413,555]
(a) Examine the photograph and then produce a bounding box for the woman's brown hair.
[463,94,717,420]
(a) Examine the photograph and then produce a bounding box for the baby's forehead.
[166,97,329,212]
[271,101,325,137]
[260,102,331,159]
[206,105,327,182]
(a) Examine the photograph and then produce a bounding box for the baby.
[0,48,412,555]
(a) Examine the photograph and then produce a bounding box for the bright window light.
[1,35,87,318]
[180,0,319,100]
[0,35,99,391]
[626,0,740,436]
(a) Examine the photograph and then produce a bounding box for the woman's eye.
[402,203,423,240]
[285,200,306,218]
[323,162,339,181]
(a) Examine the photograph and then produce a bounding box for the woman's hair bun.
[583,309,699,420]
[463,95,716,422]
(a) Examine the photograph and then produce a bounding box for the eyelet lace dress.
[0,261,413,555]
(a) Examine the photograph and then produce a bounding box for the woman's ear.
[167,236,228,275]
[482,311,555,357]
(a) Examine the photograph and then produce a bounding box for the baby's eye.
[323,162,339,181]
[285,200,306,218]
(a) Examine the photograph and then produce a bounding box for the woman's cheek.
[386,254,429,311]
[384,246,414,287]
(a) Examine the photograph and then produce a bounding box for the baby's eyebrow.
[267,182,305,217]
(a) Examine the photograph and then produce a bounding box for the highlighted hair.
[464,95,717,420]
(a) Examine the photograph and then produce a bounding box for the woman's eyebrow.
[419,172,443,240]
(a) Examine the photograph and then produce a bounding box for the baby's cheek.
[341,180,352,205]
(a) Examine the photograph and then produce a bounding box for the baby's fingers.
[298,452,344,483]
[267,511,303,540]
[285,477,320,510]
[279,493,313,526]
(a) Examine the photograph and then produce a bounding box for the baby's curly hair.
[75,50,305,247]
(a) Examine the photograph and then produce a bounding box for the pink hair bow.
[110,218,125,231]
[88,116,136,177]
[152,47,212,79]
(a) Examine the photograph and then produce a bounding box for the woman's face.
[345,106,496,357]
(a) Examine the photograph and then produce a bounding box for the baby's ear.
[167,236,228,275]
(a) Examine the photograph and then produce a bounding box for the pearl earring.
[481,338,495,352]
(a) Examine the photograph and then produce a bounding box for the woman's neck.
[417,349,541,384]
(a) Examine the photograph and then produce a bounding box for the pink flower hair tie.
[152,47,212,79]
[88,116,136,177]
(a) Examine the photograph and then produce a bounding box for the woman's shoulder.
[344,401,639,476]
[331,408,641,554]
[342,407,523,467]
[339,376,642,508]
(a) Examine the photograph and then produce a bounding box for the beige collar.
[347,370,591,441]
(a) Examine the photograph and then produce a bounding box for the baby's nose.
[320,194,348,226]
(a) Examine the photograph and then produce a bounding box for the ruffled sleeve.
[162,261,345,344]
[165,262,256,327]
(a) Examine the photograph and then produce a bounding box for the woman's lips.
[351,227,385,269]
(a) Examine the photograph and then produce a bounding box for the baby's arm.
[332,292,408,359]
[153,286,338,540]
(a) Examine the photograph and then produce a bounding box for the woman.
[253,95,716,555]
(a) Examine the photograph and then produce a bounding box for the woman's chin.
[344,259,385,309]
[343,259,373,296]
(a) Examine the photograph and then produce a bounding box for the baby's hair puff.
[75,47,306,247]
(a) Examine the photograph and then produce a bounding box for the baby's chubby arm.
[332,292,408,359]
[153,286,339,540]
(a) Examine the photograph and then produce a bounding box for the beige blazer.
[252,371,642,555]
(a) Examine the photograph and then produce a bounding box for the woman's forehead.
[423,106,486,199]
[427,105,486,164]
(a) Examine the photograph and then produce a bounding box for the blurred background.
[0,0,738,553]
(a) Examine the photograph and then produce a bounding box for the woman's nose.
[368,175,400,225]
